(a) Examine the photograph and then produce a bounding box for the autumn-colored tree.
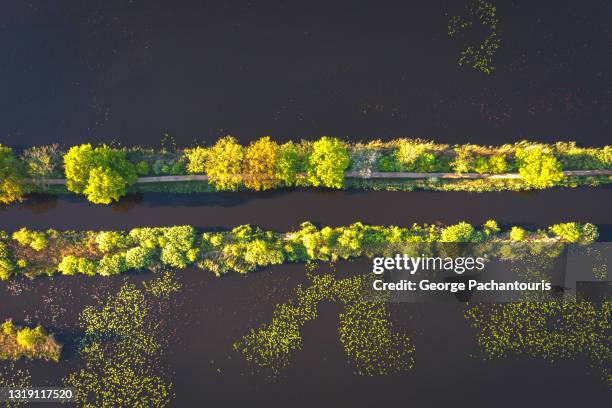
[204,136,244,190]
[244,136,280,191]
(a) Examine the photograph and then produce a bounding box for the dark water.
[1,261,610,408]
[2,0,612,405]
[1,188,611,237]
[2,0,612,148]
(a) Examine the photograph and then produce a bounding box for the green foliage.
[275,142,300,186]
[15,326,46,349]
[244,136,280,191]
[0,145,26,205]
[1,321,61,363]
[95,231,133,253]
[482,220,500,235]
[306,136,349,188]
[184,147,208,174]
[135,161,149,176]
[64,144,137,204]
[204,136,244,190]
[549,222,598,243]
[474,154,508,174]
[12,228,48,251]
[98,253,127,276]
[516,148,564,189]
[125,246,156,270]
[0,241,16,280]
[509,226,526,242]
[57,256,97,276]
[440,222,479,242]
[450,146,475,174]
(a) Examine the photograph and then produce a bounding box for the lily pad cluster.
[64,274,181,407]
[448,0,501,74]
[233,270,415,376]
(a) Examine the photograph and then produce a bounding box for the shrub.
[204,136,244,190]
[0,241,16,280]
[509,226,526,242]
[244,136,280,191]
[184,146,208,174]
[135,161,149,176]
[78,258,97,276]
[12,228,48,251]
[95,231,133,253]
[1,320,15,335]
[516,148,563,189]
[306,136,349,188]
[57,255,79,275]
[243,239,285,267]
[549,223,598,243]
[160,244,189,268]
[16,326,46,349]
[474,155,507,174]
[125,246,156,270]
[440,222,478,242]
[450,146,474,174]
[0,145,26,205]
[98,253,127,276]
[482,220,500,235]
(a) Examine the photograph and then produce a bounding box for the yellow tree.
[244,136,280,191]
[204,136,244,190]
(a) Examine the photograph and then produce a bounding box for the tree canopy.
[244,136,280,191]
[204,136,244,190]
[64,144,137,204]
[0,145,26,205]
[516,148,563,189]
[306,137,349,188]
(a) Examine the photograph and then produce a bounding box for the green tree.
[0,145,26,205]
[306,137,349,188]
[64,144,137,203]
[204,136,244,190]
[516,148,563,189]
[244,136,280,191]
[275,142,300,186]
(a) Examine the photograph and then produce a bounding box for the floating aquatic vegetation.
[0,362,31,408]
[466,297,612,383]
[233,270,415,376]
[448,0,501,74]
[144,270,182,299]
[64,281,176,407]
